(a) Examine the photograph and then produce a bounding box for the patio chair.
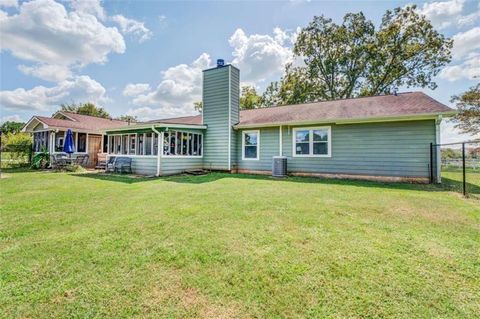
[114,157,132,174]
[75,155,88,167]
[96,153,107,169]
[50,154,67,169]
[106,156,116,172]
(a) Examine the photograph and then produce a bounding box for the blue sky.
[1,0,479,142]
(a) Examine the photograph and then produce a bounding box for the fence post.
[430,142,434,183]
[462,142,466,196]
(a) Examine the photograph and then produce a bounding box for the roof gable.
[23,112,129,133]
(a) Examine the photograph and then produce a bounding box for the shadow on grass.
[161,172,442,193]
[440,177,480,196]
[0,167,34,173]
[69,171,479,197]
[71,172,157,184]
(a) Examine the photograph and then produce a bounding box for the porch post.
[279,125,283,156]
[152,126,162,176]
[49,131,55,154]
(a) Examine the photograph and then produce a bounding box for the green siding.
[236,127,280,171]
[106,156,157,176]
[131,157,157,175]
[160,157,204,176]
[202,65,239,171]
[230,68,240,170]
[237,120,435,178]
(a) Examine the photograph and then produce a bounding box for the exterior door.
[87,135,102,168]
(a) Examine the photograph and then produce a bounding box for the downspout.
[228,66,232,171]
[279,125,283,156]
[435,116,442,183]
[152,126,162,176]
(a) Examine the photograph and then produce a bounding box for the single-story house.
[22,112,128,167]
[102,61,454,182]
[24,61,454,182]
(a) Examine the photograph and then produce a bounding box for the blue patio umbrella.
[63,129,75,156]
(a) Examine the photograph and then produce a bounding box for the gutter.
[151,126,162,177]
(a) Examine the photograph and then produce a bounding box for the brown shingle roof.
[35,112,128,132]
[145,115,202,125]
[145,92,453,128]
[236,92,453,127]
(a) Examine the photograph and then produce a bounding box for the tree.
[0,121,25,134]
[193,85,263,111]
[275,6,452,104]
[441,148,461,161]
[59,102,110,118]
[116,115,138,123]
[452,83,480,136]
[240,85,263,109]
[261,81,283,107]
[1,132,32,166]
[194,101,203,113]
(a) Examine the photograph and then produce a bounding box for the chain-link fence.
[431,140,480,198]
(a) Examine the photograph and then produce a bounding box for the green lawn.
[1,170,479,318]
[441,166,480,199]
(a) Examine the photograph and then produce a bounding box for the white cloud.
[0,75,108,111]
[0,0,17,8]
[0,0,125,71]
[158,14,168,29]
[229,28,295,83]
[440,26,480,81]
[111,14,152,43]
[417,0,480,30]
[441,120,477,144]
[0,114,22,124]
[125,53,212,121]
[457,8,480,27]
[418,0,465,29]
[122,83,151,97]
[18,64,73,82]
[70,0,105,21]
[440,53,480,81]
[451,27,480,59]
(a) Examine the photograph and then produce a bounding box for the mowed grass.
[1,170,479,318]
[441,166,480,199]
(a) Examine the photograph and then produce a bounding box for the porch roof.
[104,122,207,134]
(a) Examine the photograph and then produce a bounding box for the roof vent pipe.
[216,59,225,67]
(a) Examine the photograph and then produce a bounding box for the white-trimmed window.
[242,130,260,160]
[293,127,331,157]
[55,132,65,152]
[163,130,203,157]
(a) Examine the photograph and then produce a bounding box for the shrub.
[31,147,49,169]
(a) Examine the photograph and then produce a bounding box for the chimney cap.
[216,59,225,67]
